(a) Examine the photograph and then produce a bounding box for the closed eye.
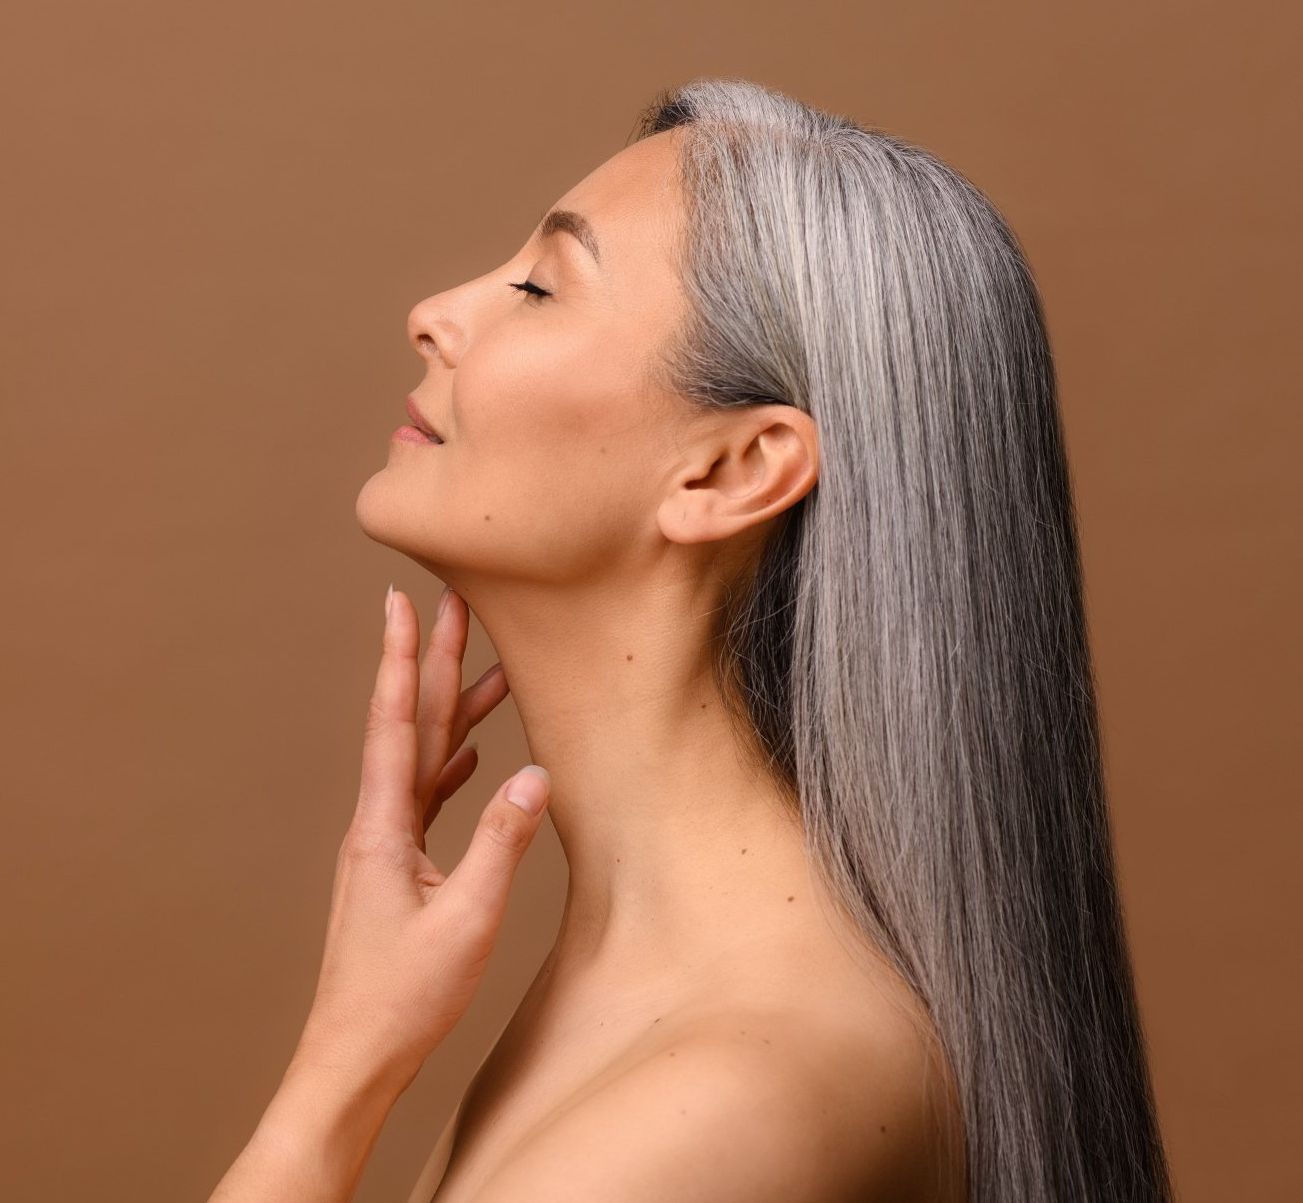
[507,279,552,301]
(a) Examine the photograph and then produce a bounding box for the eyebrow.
[535,207,603,268]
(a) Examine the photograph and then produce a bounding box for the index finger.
[353,583,422,845]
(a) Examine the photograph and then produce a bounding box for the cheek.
[448,327,664,570]
[455,323,643,454]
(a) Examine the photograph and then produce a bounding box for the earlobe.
[656,406,818,547]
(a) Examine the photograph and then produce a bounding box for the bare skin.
[358,128,965,1202]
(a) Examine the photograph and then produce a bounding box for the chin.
[354,473,403,547]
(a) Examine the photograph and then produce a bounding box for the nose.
[406,296,463,368]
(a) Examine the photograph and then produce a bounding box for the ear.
[656,405,819,546]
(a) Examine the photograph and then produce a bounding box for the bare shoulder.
[464,1001,963,1203]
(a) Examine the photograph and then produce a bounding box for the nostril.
[409,313,461,368]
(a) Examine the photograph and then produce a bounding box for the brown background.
[1,2,1297,1200]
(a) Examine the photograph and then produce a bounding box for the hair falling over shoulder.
[630,76,1174,1203]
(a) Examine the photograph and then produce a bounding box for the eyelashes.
[506,279,553,302]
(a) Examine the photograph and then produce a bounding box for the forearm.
[208,1058,406,1203]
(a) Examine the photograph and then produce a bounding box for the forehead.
[549,130,684,271]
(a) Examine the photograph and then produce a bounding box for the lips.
[405,396,444,443]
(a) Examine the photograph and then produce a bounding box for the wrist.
[208,1061,404,1203]
[256,1061,401,1198]
[287,1023,426,1107]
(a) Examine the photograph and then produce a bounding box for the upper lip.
[405,396,443,442]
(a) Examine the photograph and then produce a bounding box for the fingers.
[442,766,551,932]
[450,663,510,744]
[465,660,508,701]
[353,584,422,844]
[415,592,510,806]
[434,661,508,771]
[415,588,469,783]
[423,742,480,832]
[416,670,510,842]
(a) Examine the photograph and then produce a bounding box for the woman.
[210,78,1173,1203]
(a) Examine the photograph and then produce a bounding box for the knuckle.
[480,804,529,854]
[440,888,485,933]
[429,710,457,744]
[364,696,389,736]
[336,832,368,868]
[338,823,397,868]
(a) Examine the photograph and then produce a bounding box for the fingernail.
[437,586,452,620]
[385,582,394,622]
[506,765,550,815]
[473,662,504,687]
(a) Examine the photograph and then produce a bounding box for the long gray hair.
[631,78,1173,1202]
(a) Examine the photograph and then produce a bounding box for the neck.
[446,567,817,985]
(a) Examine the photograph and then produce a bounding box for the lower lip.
[392,425,443,445]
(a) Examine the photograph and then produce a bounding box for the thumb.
[444,765,551,927]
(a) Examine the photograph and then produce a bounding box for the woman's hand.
[290,583,551,1100]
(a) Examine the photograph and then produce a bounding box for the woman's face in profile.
[356,129,693,586]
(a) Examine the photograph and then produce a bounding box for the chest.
[410,930,896,1201]
[420,1014,659,1203]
